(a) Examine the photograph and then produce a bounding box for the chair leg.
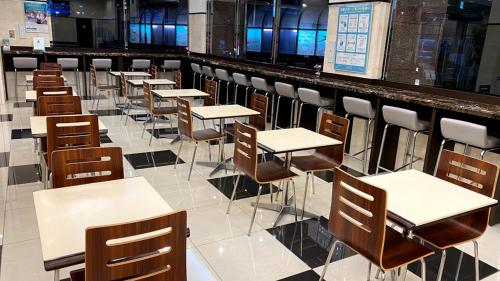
[193,73,196,89]
[367,262,372,281]
[141,113,149,138]
[188,142,198,181]
[226,81,230,104]
[319,240,340,281]
[409,131,419,169]
[311,172,316,195]
[149,116,157,146]
[436,250,447,281]
[433,139,447,176]
[270,93,275,127]
[96,91,101,110]
[316,107,322,133]
[245,86,250,107]
[298,102,304,128]
[421,258,427,281]
[175,139,184,169]
[376,124,390,175]
[473,240,479,281]
[480,149,486,160]
[290,99,295,128]
[207,142,212,162]
[362,119,373,174]
[14,69,19,101]
[248,184,263,236]
[227,173,241,214]
[454,250,464,281]
[301,172,310,220]
[125,102,132,125]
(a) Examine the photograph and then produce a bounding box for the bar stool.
[57,58,81,95]
[251,77,275,126]
[343,97,376,174]
[191,63,202,90]
[215,69,234,104]
[376,105,430,175]
[13,57,38,100]
[434,118,500,174]
[131,59,151,71]
[202,65,215,82]
[297,88,335,132]
[274,82,299,129]
[161,60,181,79]
[91,58,112,85]
[232,73,252,106]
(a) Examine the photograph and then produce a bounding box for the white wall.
[189,0,207,53]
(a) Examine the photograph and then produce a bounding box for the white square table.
[254,127,343,226]
[127,78,175,87]
[108,71,151,78]
[152,89,209,99]
[25,90,78,102]
[33,177,173,278]
[361,169,498,230]
[30,115,108,138]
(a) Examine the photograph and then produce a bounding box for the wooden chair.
[70,211,187,281]
[43,114,100,188]
[51,147,124,189]
[291,113,349,218]
[204,79,218,106]
[36,95,82,116]
[121,72,144,125]
[150,64,158,79]
[40,62,62,71]
[226,120,297,235]
[35,86,73,100]
[90,64,120,110]
[225,94,268,137]
[319,167,434,280]
[174,97,225,181]
[174,70,182,89]
[32,76,64,90]
[141,82,177,145]
[33,69,62,77]
[414,149,499,281]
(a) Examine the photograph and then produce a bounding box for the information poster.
[24,1,48,33]
[334,3,372,74]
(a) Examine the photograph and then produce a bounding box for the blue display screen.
[315,30,327,56]
[297,30,317,56]
[247,28,262,52]
[140,24,152,44]
[176,25,188,46]
[48,0,70,16]
[129,24,140,44]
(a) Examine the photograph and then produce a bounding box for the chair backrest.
[176,98,193,139]
[316,113,349,164]
[120,72,128,98]
[248,94,268,131]
[90,65,98,87]
[46,114,100,167]
[36,86,73,99]
[150,64,158,79]
[33,76,65,90]
[233,120,258,180]
[40,63,62,71]
[143,82,153,113]
[174,70,182,89]
[84,211,187,281]
[436,149,499,233]
[51,147,124,189]
[37,95,82,116]
[33,69,62,77]
[330,167,387,268]
[204,79,217,106]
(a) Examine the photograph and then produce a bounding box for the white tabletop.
[361,169,498,229]
[33,177,173,269]
[26,75,67,83]
[30,115,108,137]
[127,79,175,86]
[152,89,209,98]
[257,127,343,154]
[191,104,259,120]
[109,71,151,77]
[25,90,78,102]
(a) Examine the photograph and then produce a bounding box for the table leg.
[53,269,59,281]
[197,118,231,176]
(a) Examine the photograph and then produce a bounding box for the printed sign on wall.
[24,1,49,33]
[334,3,372,74]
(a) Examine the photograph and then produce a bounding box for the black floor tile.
[11,129,32,139]
[147,128,179,139]
[8,164,41,185]
[314,165,365,183]
[278,270,320,281]
[124,150,184,169]
[0,152,9,167]
[0,114,13,122]
[88,109,122,116]
[207,174,279,200]
[100,135,112,144]
[267,217,357,268]
[408,246,498,281]
[13,102,33,108]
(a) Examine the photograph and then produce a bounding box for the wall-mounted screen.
[247,28,262,52]
[130,24,140,44]
[48,0,70,16]
[315,30,327,56]
[297,30,317,56]
[176,25,188,46]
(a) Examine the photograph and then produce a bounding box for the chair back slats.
[174,70,182,89]
[436,149,499,233]
[46,114,100,167]
[36,86,72,99]
[33,76,65,90]
[90,65,98,87]
[85,211,187,281]
[37,95,82,116]
[51,147,124,189]
[233,120,258,179]
[120,72,128,98]
[316,113,349,164]
[204,79,218,106]
[33,69,62,77]
[150,64,158,79]
[330,167,386,267]
[40,63,62,71]
[248,94,268,131]
[143,82,153,112]
[176,98,193,139]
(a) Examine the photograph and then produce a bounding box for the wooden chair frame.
[36,95,82,116]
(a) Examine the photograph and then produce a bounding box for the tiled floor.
[0,84,500,281]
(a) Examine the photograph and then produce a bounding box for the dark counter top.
[2,47,186,58]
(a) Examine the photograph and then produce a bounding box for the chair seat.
[192,128,225,142]
[152,107,177,115]
[97,85,119,90]
[381,226,434,271]
[69,268,84,281]
[291,153,341,172]
[413,218,483,249]
[256,160,297,184]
